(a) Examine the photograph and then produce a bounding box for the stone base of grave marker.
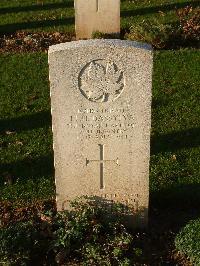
[49,40,153,228]
[75,0,120,40]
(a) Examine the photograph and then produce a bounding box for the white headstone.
[75,0,120,39]
[49,40,153,227]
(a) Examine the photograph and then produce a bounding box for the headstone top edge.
[48,39,152,54]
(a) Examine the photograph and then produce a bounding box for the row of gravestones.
[49,0,153,228]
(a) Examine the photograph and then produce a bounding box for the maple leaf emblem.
[79,60,124,103]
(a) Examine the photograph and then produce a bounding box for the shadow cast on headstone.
[0,1,74,15]
[0,110,51,133]
[151,127,200,155]
[0,153,54,185]
[121,0,199,18]
[0,17,74,35]
[67,195,148,229]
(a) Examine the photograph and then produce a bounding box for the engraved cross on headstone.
[96,0,99,12]
[86,144,119,189]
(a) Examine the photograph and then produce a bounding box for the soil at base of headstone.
[0,31,199,53]
[0,200,192,265]
[0,31,76,53]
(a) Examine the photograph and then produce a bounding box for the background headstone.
[75,0,120,39]
[49,40,153,227]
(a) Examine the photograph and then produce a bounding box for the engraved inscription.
[66,107,135,140]
[86,144,119,189]
[78,60,125,103]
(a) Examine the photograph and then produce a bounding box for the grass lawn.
[0,0,199,34]
[0,50,199,210]
[151,49,200,210]
[1,47,199,264]
[0,53,54,202]
[0,0,200,264]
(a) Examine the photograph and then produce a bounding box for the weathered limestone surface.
[49,40,153,227]
[75,0,120,39]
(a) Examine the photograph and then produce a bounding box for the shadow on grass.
[151,183,200,210]
[0,111,53,183]
[121,0,200,18]
[0,17,74,34]
[149,183,200,230]
[0,1,74,15]
[0,153,54,183]
[151,127,200,155]
[0,110,51,132]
